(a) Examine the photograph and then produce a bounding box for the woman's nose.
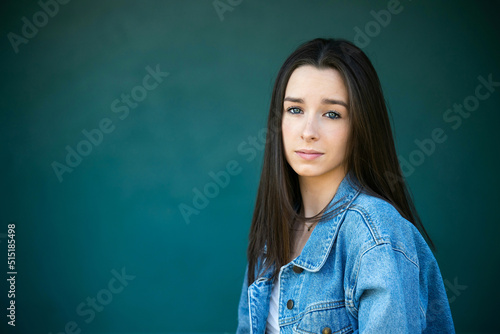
[301,114,319,142]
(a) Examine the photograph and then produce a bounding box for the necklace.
[290,222,316,232]
[306,222,316,231]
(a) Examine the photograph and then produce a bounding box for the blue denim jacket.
[236,175,455,333]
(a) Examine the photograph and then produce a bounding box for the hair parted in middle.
[246,38,435,286]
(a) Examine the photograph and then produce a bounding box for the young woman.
[236,38,455,333]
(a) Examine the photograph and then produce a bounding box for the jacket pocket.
[293,301,353,334]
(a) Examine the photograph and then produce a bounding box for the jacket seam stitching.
[347,205,383,244]
[346,242,383,319]
[346,242,422,320]
[280,300,347,326]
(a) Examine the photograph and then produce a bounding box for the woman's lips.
[295,150,324,160]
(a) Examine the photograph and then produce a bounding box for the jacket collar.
[290,174,361,272]
[259,174,361,278]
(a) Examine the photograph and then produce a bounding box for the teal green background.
[1,0,499,333]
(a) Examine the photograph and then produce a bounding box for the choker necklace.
[290,222,316,232]
[306,222,316,231]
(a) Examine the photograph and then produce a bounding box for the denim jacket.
[236,175,455,333]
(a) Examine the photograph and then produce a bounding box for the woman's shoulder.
[348,191,410,227]
[339,191,427,263]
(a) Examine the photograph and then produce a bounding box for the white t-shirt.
[266,277,280,334]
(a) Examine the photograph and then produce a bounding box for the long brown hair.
[246,38,435,285]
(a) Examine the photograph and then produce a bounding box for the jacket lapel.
[247,175,361,333]
[293,176,360,272]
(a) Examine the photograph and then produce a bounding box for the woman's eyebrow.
[284,96,348,109]
[321,98,348,109]
[283,96,304,103]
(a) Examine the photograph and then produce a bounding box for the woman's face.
[282,65,350,184]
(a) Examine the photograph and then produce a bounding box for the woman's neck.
[298,171,346,218]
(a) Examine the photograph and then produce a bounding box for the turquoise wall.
[1,0,499,333]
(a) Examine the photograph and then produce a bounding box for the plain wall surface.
[1,0,499,333]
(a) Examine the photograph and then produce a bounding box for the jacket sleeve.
[348,242,455,333]
[236,263,250,334]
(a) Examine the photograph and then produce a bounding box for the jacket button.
[292,265,304,273]
[286,299,294,309]
[322,327,332,334]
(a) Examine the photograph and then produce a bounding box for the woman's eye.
[286,107,302,114]
[325,111,340,119]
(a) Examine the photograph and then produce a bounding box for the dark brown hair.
[246,38,435,285]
